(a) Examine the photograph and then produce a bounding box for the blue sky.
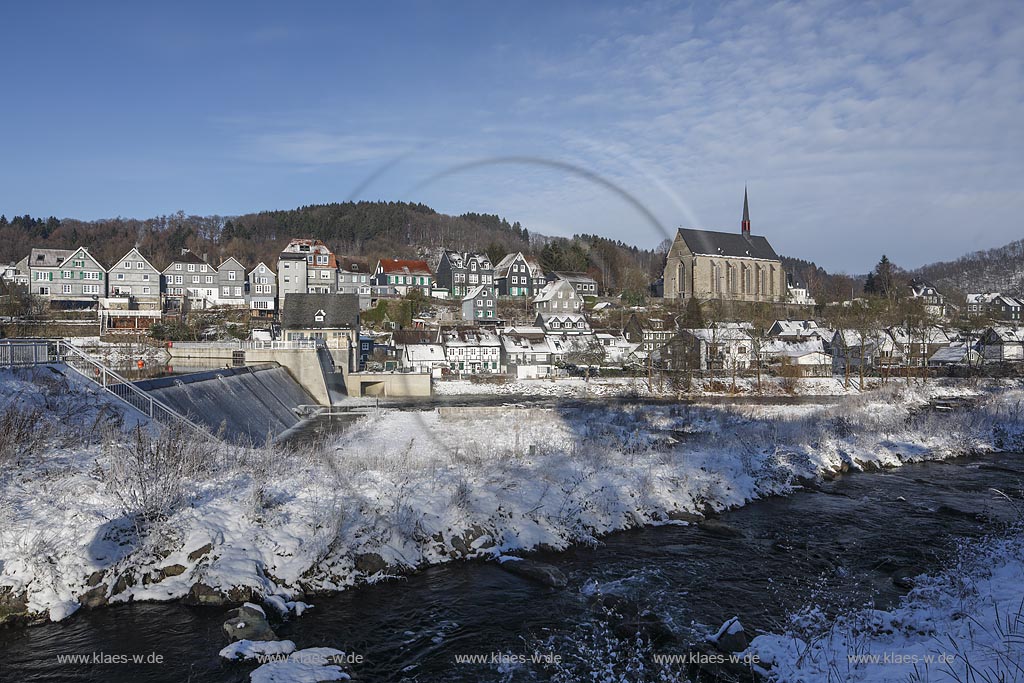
[2,1,1022,272]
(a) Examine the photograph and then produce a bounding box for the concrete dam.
[134,364,317,443]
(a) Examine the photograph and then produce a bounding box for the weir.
[133,364,317,443]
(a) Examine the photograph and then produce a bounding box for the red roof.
[377,259,432,275]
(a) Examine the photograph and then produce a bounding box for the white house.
[532,278,582,314]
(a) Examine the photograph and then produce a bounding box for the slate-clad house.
[546,271,599,297]
[979,326,1024,362]
[532,278,582,314]
[623,313,675,357]
[106,247,160,308]
[373,259,434,296]
[39,247,107,308]
[461,284,497,322]
[281,293,361,354]
[216,257,247,307]
[493,252,546,297]
[500,326,556,378]
[247,262,277,318]
[436,251,494,298]
[163,249,217,309]
[438,327,501,373]
[27,248,74,299]
[277,239,338,303]
[337,256,372,309]
[663,190,786,303]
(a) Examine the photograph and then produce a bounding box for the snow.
[710,616,744,642]
[219,639,296,660]
[748,527,1024,682]
[2,364,1024,623]
[249,647,351,682]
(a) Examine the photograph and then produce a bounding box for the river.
[1,450,1021,682]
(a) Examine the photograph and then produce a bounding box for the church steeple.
[741,187,751,236]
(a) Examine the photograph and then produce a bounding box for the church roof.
[675,228,779,261]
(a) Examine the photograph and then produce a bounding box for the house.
[532,278,582,314]
[162,249,217,310]
[536,312,591,335]
[768,320,834,349]
[831,329,902,373]
[247,262,277,318]
[500,327,556,378]
[623,313,675,357]
[277,239,338,303]
[401,343,448,377]
[373,259,434,296]
[546,271,599,298]
[216,257,247,307]
[979,326,1024,362]
[887,326,951,367]
[336,256,372,309]
[786,278,816,306]
[438,327,501,373]
[436,251,494,298]
[663,189,786,303]
[966,293,1022,321]
[594,330,639,366]
[908,278,947,318]
[760,339,831,376]
[929,342,982,367]
[668,327,754,372]
[106,247,160,309]
[28,247,108,306]
[26,248,74,300]
[280,293,360,367]
[493,252,547,297]
[461,284,497,322]
[3,257,29,286]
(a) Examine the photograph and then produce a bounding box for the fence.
[1,338,211,438]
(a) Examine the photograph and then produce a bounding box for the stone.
[0,588,29,626]
[698,519,744,538]
[86,570,106,588]
[159,564,187,579]
[187,543,214,562]
[183,582,226,607]
[710,617,749,653]
[354,553,387,576]
[112,573,136,595]
[79,584,109,609]
[222,604,277,642]
[667,510,704,523]
[498,558,567,588]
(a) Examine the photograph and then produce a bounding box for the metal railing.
[167,339,320,350]
[0,339,211,439]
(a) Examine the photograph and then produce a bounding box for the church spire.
[741,187,751,236]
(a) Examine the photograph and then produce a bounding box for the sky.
[1,0,1022,273]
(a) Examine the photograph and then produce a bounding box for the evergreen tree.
[680,297,704,329]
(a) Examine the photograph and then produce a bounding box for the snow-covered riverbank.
[1,365,1023,625]
[748,524,1024,682]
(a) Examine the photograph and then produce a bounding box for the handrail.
[52,340,212,440]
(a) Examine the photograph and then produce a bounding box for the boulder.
[498,558,567,588]
[86,570,106,588]
[354,553,388,576]
[184,582,226,607]
[698,519,744,538]
[187,543,214,562]
[222,604,277,642]
[0,588,29,626]
[709,616,748,653]
[79,584,109,609]
[667,510,704,523]
[159,564,187,579]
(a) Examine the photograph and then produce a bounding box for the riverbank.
[748,523,1024,682]
[1,365,1023,626]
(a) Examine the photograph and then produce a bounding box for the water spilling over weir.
[133,364,317,442]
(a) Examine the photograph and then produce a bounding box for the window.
[124,261,131,269]
[174,264,182,271]
[142,273,149,281]
[200,265,207,273]
[116,273,124,280]
[62,270,72,279]
[82,284,100,294]
[206,276,213,284]
[192,276,200,284]
[142,287,150,294]
[222,287,230,296]
[316,255,328,265]
[321,271,331,279]
[228,271,236,281]
[187,264,195,272]
[83,271,101,280]
[234,287,241,296]
[136,262,144,269]
[62,284,73,294]
[174,275,183,284]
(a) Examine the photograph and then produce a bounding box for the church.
[663,190,786,303]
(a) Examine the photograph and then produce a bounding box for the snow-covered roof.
[404,344,446,362]
[533,279,575,303]
[439,328,500,347]
[929,343,973,364]
[683,328,752,343]
[887,326,950,345]
[761,339,825,357]
[444,251,492,270]
[501,333,553,354]
[462,284,493,301]
[985,326,1024,343]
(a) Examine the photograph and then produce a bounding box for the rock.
[698,519,744,538]
[86,570,106,588]
[79,584,109,609]
[892,567,924,590]
[112,573,136,596]
[709,616,748,653]
[0,588,29,626]
[187,543,214,562]
[667,510,704,523]
[222,604,277,642]
[498,558,567,588]
[184,582,226,607]
[354,553,388,576]
[598,596,676,647]
[226,586,254,604]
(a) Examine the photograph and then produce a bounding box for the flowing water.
[2,452,1022,682]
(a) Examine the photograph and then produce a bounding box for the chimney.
[741,187,751,236]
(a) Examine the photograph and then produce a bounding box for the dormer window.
[314,309,326,322]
